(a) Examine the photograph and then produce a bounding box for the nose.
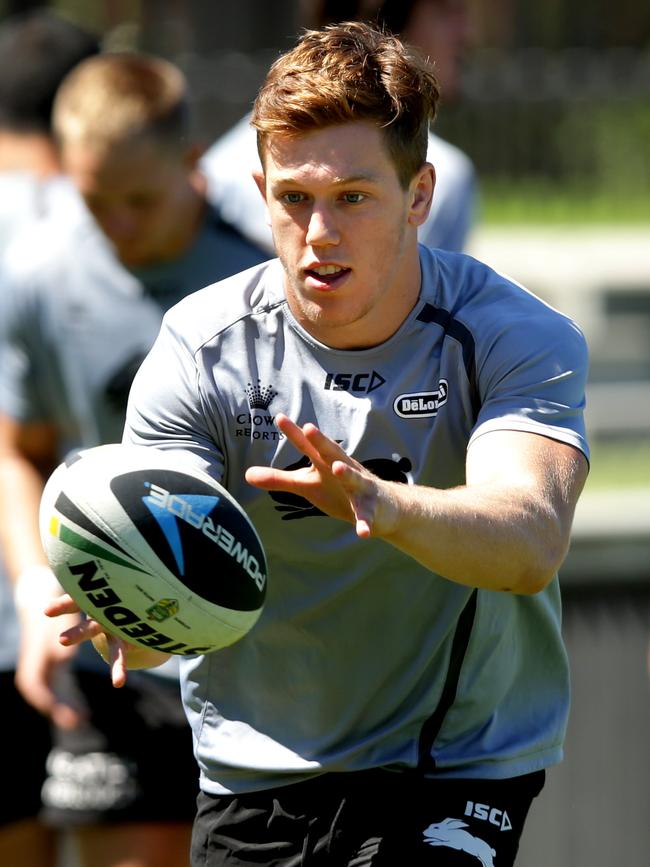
[305,204,339,247]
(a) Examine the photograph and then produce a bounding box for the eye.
[281,192,305,205]
[342,192,365,204]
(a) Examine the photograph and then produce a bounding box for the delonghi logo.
[324,371,386,394]
[393,379,448,418]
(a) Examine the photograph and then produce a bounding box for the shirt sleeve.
[123,313,227,482]
[468,294,590,462]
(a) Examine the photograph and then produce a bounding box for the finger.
[58,617,106,647]
[44,594,81,618]
[302,425,351,465]
[245,463,310,491]
[108,637,127,688]
[274,414,326,467]
[355,517,372,539]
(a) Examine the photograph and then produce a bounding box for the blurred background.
[1,1,648,864]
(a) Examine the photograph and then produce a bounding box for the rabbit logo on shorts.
[422,818,496,866]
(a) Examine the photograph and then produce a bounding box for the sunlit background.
[1,1,648,864]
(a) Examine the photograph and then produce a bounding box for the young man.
[0,11,99,866]
[0,53,267,867]
[202,0,477,255]
[50,23,589,866]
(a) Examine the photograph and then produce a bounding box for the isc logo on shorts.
[465,800,513,831]
[393,379,448,418]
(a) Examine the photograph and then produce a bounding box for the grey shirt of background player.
[0,173,85,256]
[0,202,268,670]
[0,173,86,670]
[124,244,589,795]
[202,112,477,255]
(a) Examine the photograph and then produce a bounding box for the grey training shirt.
[123,246,589,793]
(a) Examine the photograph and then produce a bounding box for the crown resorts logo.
[236,380,282,441]
[245,380,277,410]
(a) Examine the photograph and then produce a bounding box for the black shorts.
[1,670,53,826]
[191,768,545,866]
[40,668,198,828]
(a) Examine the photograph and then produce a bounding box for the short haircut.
[53,53,191,153]
[0,9,99,133]
[251,21,439,187]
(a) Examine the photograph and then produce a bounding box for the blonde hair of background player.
[52,52,190,154]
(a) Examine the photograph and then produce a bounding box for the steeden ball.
[39,443,267,655]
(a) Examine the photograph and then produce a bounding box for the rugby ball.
[39,443,267,656]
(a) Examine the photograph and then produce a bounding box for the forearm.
[247,419,588,596]
[0,450,50,582]
[381,480,565,595]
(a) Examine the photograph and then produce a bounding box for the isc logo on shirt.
[393,379,448,418]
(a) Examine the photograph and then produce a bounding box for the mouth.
[304,263,351,288]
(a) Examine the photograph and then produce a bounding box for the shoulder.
[161,258,284,353]
[421,246,587,352]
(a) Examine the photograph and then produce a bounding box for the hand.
[14,567,85,730]
[46,594,172,688]
[245,413,399,538]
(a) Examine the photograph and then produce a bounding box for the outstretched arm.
[245,414,588,595]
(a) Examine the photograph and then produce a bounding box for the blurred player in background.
[202,0,477,255]
[0,51,267,867]
[0,10,99,866]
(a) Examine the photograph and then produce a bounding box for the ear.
[253,170,267,203]
[253,170,272,229]
[407,162,435,227]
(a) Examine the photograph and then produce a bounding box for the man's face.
[62,137,200,268]
[256,121,433,349]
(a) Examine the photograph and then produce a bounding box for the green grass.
[584,439,650,490]
[480,182,650,226]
